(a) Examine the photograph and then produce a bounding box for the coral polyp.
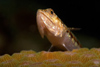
[65,60,83,67]
[46,63,64,67]
[54,51,80,63]
[17,60,34,67]
[1,48,100,67]
[12,53,25,61]
[90,48,100,56]
[36,51,61,62]
[0,59,18,67]
[0,54,13,63]
[84,59,100,67]
[29,62,46,67]
[43,59,62,64]
[72,48,89,53]
[20,50,36,54]
[79,52,98,64]
[21,54,38,62]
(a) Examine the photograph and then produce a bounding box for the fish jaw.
[36,9,66,38]
[36,9,45,38]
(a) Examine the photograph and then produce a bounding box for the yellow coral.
[43,59,64,67]
[45,63,64,67]
[29,62,46,67]
[65,60,83,67]
[0,54,13,63]
[84,59,100,67]
[90,48,100,57]
[36,51,60,62]
[12,53,25,61]
[17,60,33,67]
[20,50,36,54]
[57,51,80,63]
[21,54,38,62]
[0,59,18,67]
[78,52,98,64]
[43,59,62,64]
[72,48,89,53]
[1,48,100,67]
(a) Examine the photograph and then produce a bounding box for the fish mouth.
[37,9,65,37]
[37,9,59,36]
[37,9,55,25]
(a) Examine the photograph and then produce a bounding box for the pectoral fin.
[48,45,54,52]
[62,43,71,51]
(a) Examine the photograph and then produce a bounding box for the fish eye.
[51,11,53,14]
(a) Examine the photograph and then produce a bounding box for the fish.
[36,8,82,51]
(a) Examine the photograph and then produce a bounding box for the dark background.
[0,0,99,55]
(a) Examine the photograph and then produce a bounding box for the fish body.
[36,8,81,51]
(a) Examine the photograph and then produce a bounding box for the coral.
[65,60,83,67]
[12,53,25,61]
[0,59,18,67]
[36,51,63,62]
[20,50,36,54]
[78,52,98,64]
[29,62,46,67]
[17,60,34,67]
[43,59,62,64]
[0,54,13,63]
[72,48,89,53]
[56,51,80,63]
[84,59,100,67]
[90,48,100,57]
[21,54,38,62]
[45,63,64,67]
[1,48,100,67]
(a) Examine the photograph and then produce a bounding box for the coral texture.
[0,48,100,67]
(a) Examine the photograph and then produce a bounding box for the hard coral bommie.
[0,48,100,67]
